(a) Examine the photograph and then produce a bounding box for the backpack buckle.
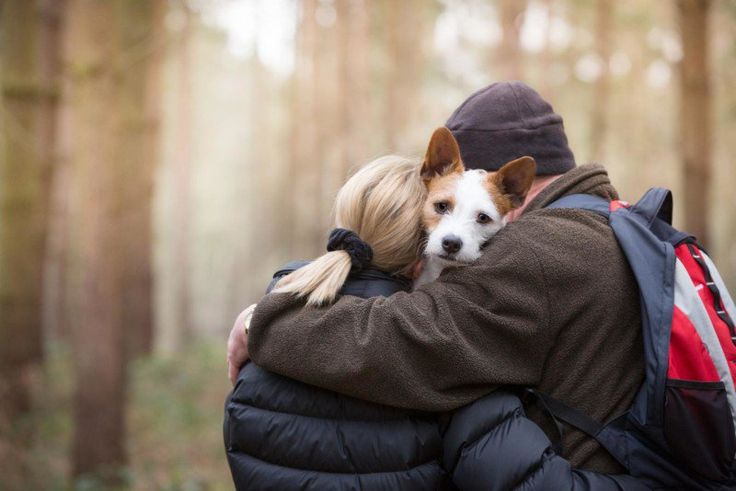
[609,200,631,212]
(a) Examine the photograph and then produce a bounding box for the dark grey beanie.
[446,81,576,175]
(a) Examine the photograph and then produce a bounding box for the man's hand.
[227,304,256,385]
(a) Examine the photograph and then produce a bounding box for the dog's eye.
[434,202,449,214]
[477,213,493,224]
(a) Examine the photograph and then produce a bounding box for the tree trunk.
[43,139,71,344]
[496,0,527,80]
[118,0,166,357]
[382,0,403,151]
[590,0,612,161]
[336,0,370,179]
[64,0,129,482]
[382,0,424,152]
[0,1,62,474]
[314,3,341,240]
[289,0,321,257]
[677,0,712,246]
[537,0,554,100]
[155,3,194,355]
[171,5,194,349]
[42,0,71,346]
[0,0,61,488]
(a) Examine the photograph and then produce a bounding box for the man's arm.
[249,225,555,411]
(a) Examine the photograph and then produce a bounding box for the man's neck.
[507,174,562,222]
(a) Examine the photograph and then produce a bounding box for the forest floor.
[12,342,233,491]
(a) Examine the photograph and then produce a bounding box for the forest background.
[1,0,734,489]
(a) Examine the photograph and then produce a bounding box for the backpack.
[538,188,736,489]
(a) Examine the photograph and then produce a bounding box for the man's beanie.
[445,81,576,175]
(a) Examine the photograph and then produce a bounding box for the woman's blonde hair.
[273,155,426,306]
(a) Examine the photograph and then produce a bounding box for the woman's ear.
[410,258,424,280]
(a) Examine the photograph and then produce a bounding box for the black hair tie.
[327,228,373,272]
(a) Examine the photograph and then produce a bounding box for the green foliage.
[8,342,233,491]
[128,343,232,491]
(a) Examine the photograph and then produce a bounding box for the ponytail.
[272,155,426,307]
[272,251,353,306]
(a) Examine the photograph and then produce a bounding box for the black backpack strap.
[526,389,605,441]
[524,389,618,467]
[522,388,566,455]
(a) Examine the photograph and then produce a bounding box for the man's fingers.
[227,304,255,384]
[227,346,244,382]
[229,362,238,386]
[227,338,245,365]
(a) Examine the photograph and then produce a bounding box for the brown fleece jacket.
[249,164,645,473]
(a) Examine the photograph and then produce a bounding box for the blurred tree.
[677,0,712,246]
[711,0,736,292]
[118,0,166,357]
[381,0,432,153]
[43,120,72,344]
[383,0,412,150]
[0,0,63,477]
[158,2,194,353]
[313,1,341,240]
[64,0,160,482]
[231,53,271,313]
[590,0,612,161]
[336,0,370,179]
[289,0,322,257]
[537,0,555,100]
[497,0,527,80]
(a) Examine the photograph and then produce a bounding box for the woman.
[224,155,650,490]
[225,156,451,490]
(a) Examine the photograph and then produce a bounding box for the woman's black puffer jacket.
[224,262,653,491]
[224,263,451,490]
[226,363,450,490]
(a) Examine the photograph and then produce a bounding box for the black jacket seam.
[226,448,443,476]
[227,399,432,424]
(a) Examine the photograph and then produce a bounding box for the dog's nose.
[442,235,463,254]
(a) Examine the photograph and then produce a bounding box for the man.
[227,81,644,473]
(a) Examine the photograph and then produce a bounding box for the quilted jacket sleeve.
[443,391,654,491]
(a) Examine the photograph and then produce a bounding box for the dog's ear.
[491,156,537,208]
[421,127,464,182]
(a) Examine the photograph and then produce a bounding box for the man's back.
[516,164,644,471]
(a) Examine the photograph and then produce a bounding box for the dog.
[415,127,536,286]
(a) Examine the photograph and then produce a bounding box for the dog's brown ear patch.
[421,127,464,183]
[490,156,537,209]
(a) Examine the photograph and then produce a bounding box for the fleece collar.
[522,164,619,215]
